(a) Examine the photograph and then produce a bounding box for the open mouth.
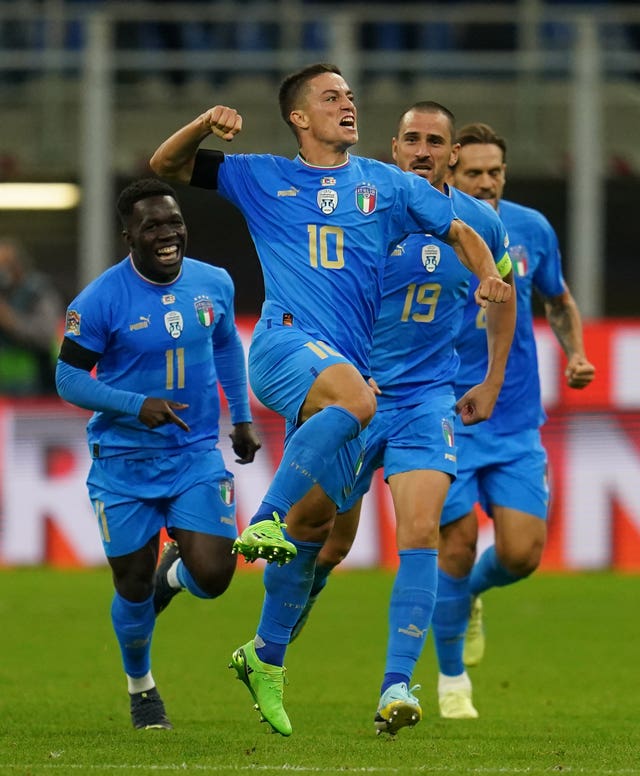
[340,116,356,129]
[156,245,181,263]
[411,164,432,178]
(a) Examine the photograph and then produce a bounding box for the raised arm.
[445,219,512,307]
[149,106,243,184]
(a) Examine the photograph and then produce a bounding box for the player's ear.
[449,143,460,167]
[391,137,398,163]
[290,109,309,131]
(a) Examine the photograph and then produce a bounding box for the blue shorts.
[340,393,458,512]
[285,419,366,511]
[249,320,353,425]
[86,448,236,557]
[441,426,549,526]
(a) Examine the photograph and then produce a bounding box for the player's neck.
[298,141,350,168]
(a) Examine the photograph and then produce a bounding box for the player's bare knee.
[356,389,377,427]
[499,546,542,578]
[115,577,155,602]
[334,381,377,427]
[319,537,353,567]
[193,564,235,599]
[290,520,332,545]
[441,543,475,577]
[439,526,476,576]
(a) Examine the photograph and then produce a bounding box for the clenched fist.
[202,105,243,142]
[474,276,512,308]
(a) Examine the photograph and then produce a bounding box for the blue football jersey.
[64,256,250,455]
[371,187,510,410]
[455,199,565,433]
[216,153,456,375]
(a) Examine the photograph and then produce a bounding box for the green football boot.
[229,640,292,736]
[231,512,297,565]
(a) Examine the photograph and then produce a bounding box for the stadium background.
[1,0,639,571]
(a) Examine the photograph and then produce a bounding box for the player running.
[150,64,511,736]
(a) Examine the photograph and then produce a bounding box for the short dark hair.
[116,178,178,226]
[456,122,507,162]
[278,63,342,134]
[397,101,457,142]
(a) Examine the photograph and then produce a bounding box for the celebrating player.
[56,179,260,730]
[149,63,511,736]
[288,102,516,733]
[431,122,595,717]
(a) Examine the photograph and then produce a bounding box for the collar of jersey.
[296,153,351,170]
[128,254,183,286]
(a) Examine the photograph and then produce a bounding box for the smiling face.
[450,142,506,210]
[290,71,358,157]
[123,195,187,283]
[392,108,458,193]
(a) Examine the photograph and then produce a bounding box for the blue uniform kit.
[442,199,565,526]
[340,187,511,510]
[62,256,251,555]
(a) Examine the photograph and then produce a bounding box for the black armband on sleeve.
[58,336,102,371]
[190,149,225,190]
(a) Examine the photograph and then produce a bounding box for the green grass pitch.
[1,567,639,775]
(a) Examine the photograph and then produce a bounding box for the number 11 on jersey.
[165,347,185,389]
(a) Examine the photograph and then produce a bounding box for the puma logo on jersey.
[129,315,151,331]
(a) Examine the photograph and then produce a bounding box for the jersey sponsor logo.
[421,244,441,272]
[64,309,81,336]
[317,188,338,214]
[129,315,151,331]
[161,294,176,305]
[390,242,406,256]
[321,176,336,186]
[277,187,299,197]
[509,244,529,276]
[219,477,235,506]
[194,295,215,327]
[442,418,454,447]
[355,185,377,215]
[164,310,184,339]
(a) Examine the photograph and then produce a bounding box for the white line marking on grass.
[3,765,640,774]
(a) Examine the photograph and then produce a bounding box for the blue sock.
[251,406,361,522]
[381,549,438,695]
[255,534,322,666]
[176,561,212,599]
[110,591,155,678]
[310,561,333,597]
[431,569,471,677]
[470,545,521,596]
